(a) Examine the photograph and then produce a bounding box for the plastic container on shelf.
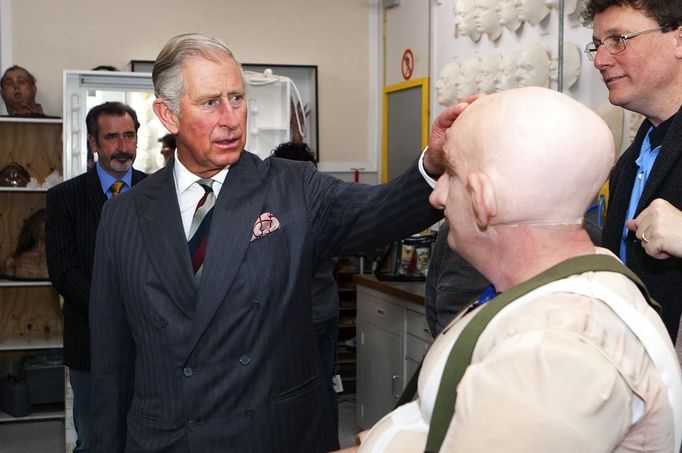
[22,352,64,405]
[0,375,31,417]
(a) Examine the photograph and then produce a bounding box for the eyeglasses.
[584,24,670,61]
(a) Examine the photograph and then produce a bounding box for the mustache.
[111,152,134,161]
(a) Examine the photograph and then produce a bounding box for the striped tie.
[110,181,125,198]
[188,179,215,276]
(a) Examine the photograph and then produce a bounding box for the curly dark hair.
[272,141,317,167]
[582,0,682,28]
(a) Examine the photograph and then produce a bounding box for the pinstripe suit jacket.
[45,167,147,371]
[89,151,442,453]
[602,107,682,342]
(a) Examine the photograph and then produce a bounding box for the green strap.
[424,254,658,453]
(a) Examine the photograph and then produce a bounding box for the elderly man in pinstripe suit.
[87,33,464,453]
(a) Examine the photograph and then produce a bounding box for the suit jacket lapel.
[136,165,197,318]
[185,154,270,357]
[85,168,106,222]
[638,109,682,211]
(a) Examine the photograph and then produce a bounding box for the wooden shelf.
[0,404,65,423]
[0,187,49,193]
[0,279,52,288]
[0,116,61,125]
[0,332,62,351]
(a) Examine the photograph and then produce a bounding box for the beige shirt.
[359,250,676,452]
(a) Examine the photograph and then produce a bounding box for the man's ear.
[674,25,682,59]
[87,135,97,154]
[467,172,496,228]
[153,98,180,134]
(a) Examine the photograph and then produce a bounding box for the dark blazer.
[89,152,441,453]
[45,167,147,371]
[602,107,682,342]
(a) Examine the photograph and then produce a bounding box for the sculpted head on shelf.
[474,0,503,41]
[452,0,482,42]
[519,0,550,26]
[550,42,582,89]
[476,52,502,94]
[497,0,524,32]
[495,52,518,92]
[435,60,462,106]
[516,43,550,88]
[546,0,578,15]
[458,54,481,99]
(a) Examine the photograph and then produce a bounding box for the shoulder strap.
[424,254,659,453]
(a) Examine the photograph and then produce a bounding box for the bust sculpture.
[495,52,519,92]
[458,55,481,99]
[497,0,524,32]
[474,0,503,41]
[476,51,502,94]
[550,41,582,90]
[519,0,550,26]
[453,0,482,42]
[516,42,550,88]
[435,61,461,106]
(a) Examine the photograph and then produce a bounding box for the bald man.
[338,87,681,452]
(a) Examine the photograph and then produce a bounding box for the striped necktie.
[110,181,125,198]
[188,179,215,276]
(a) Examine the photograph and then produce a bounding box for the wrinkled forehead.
[2,69,32,85]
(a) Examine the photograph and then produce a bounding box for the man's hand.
[12,103,45,117]
[626,198,682,259]
[424,95,480,175]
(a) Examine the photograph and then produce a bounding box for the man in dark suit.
[46,101,147,453]
[582,0,682,342]
[88,33,464,452]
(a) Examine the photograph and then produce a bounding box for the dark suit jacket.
[45,167,147,370]
[89,152,441,452]
[602,107,682,342]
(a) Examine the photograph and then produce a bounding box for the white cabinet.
[356,283,432,429]
[0,117,64,424]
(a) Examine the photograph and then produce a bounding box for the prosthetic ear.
[467,172,497,228]
[153,98,180,135]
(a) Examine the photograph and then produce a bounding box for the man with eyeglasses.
[583,0,682,345]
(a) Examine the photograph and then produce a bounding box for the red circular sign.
[401,49,414,81]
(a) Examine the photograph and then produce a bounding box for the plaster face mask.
[435,61,461,106]
[549,42,582,89]
[495,53,518,92]
[519,0,550,26]
[516,43,550,88]
[474,0,503,41]
[458,55,481,99]
[496,0,523,32]
[546,0,578,15]
[453,0,482,41]
[476,52,502,93]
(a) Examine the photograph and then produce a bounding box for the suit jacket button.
[187,419,196,431]
[245,409,254,419]
[239,355,251,366]
[183,367,193,377]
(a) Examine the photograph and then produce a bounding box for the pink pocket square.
[251,212,281,241]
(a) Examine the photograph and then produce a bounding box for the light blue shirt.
[620,126,661,263]
[96,162,133,199]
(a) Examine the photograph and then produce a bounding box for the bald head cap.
[447,87,615,225]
